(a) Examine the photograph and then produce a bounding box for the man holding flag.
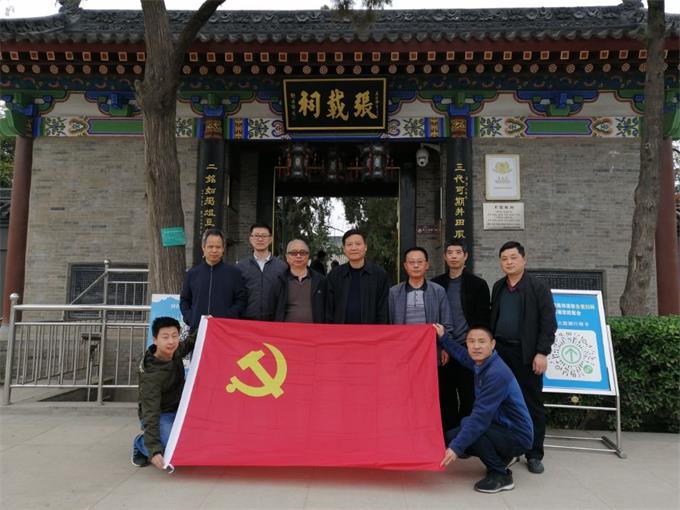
[435,323,533,493]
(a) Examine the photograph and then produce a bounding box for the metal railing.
[3,293,150,406]
[68,260,149,321]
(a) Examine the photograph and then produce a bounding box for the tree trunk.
[620,0,666,316]
[135,0,224,294]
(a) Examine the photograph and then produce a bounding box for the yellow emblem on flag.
[226,343,287,399]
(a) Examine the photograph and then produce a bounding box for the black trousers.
[438,358,475,433]
[446,423,526,474]
[495,342,545,460]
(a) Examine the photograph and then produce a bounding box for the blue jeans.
[132,412,176,458]
[447,423,527,474]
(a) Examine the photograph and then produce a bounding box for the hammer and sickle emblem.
[226,343,287,399]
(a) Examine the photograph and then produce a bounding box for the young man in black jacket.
[132,317,195,470]
[432,239,490,431]
[325,229,389,324]
[180,228,247,332]
[490,241,557,475]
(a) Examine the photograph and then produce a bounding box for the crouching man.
[131,317,195,470]
[434,323,533,493]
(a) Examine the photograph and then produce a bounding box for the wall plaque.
[483,202,525,230]
[283,78,387,131]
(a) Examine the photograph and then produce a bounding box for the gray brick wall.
[466,138,654,316]
[24,137,198,305]
[21,136,653,317]
[414,157,443,279]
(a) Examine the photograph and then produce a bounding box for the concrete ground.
[0,401,678,510]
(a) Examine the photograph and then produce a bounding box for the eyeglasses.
[250,234,271,239]
[287,250,309,257]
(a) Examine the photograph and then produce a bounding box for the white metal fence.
[3,293,150,405]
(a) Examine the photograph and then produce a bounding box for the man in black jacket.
[132,317,195,469]
[432,239,490,431]
[180,228,247,332]
[490,241,557,475]
[325,229,389,324]
[275,239,327,323]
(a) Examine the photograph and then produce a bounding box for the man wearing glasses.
[388,246,465,353]
[236,223,288,321]
[274,239,327,323]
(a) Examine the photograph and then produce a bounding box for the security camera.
[416,147,429,168]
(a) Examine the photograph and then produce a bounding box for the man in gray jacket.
[389,247,468,434]
[389,246,466,348]
[236,223,288,321]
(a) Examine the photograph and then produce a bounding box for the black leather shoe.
[527,458,544,474]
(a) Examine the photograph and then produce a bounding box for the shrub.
[546,315,679,433]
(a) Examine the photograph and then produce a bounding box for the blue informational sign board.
[146,294,185,347]
[544,290,617,396]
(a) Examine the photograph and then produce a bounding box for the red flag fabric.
[165,318,444,470]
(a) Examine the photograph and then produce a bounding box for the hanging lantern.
[326,149,344,182]
[289,143,307,180]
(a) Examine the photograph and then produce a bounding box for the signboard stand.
[545,329,625,458]
[543,291,626,459]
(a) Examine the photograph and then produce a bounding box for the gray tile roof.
[1,2,679,45]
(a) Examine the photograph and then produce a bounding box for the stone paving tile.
[199,467,312,510]
[0,408,678,510]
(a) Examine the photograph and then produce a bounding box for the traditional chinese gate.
[264,140,418,282]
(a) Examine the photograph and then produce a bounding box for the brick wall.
[414,157,443,279]
[24,137,198,304]
[466,138,654,316]
[22,136,652,316]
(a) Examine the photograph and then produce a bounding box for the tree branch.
[173,0,225,67]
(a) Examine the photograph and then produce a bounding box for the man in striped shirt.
[388,246,467,367]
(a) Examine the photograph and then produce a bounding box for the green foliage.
[342,197,398,283]
[0,137,14,188]
[274,196,333,258]
[546,315,680,433]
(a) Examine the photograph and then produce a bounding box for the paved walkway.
[1,402,678,510]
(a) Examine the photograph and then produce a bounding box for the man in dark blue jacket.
[180,228,247,331]
[435,323,533,494]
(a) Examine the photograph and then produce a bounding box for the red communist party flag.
[164,318,444,470]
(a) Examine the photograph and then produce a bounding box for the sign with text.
[444,139,474,268]
[194,139,226,265]
[483,202,525,230]
[544,290,616,395]
[283,78,387,131]
[160,227,186,247]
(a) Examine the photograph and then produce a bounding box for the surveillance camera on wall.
[416,147,429,168]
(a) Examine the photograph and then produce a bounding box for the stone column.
[2,136,33,324]
[443,136,474,270]
[193,118,226,266]
[655,137,680,315]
